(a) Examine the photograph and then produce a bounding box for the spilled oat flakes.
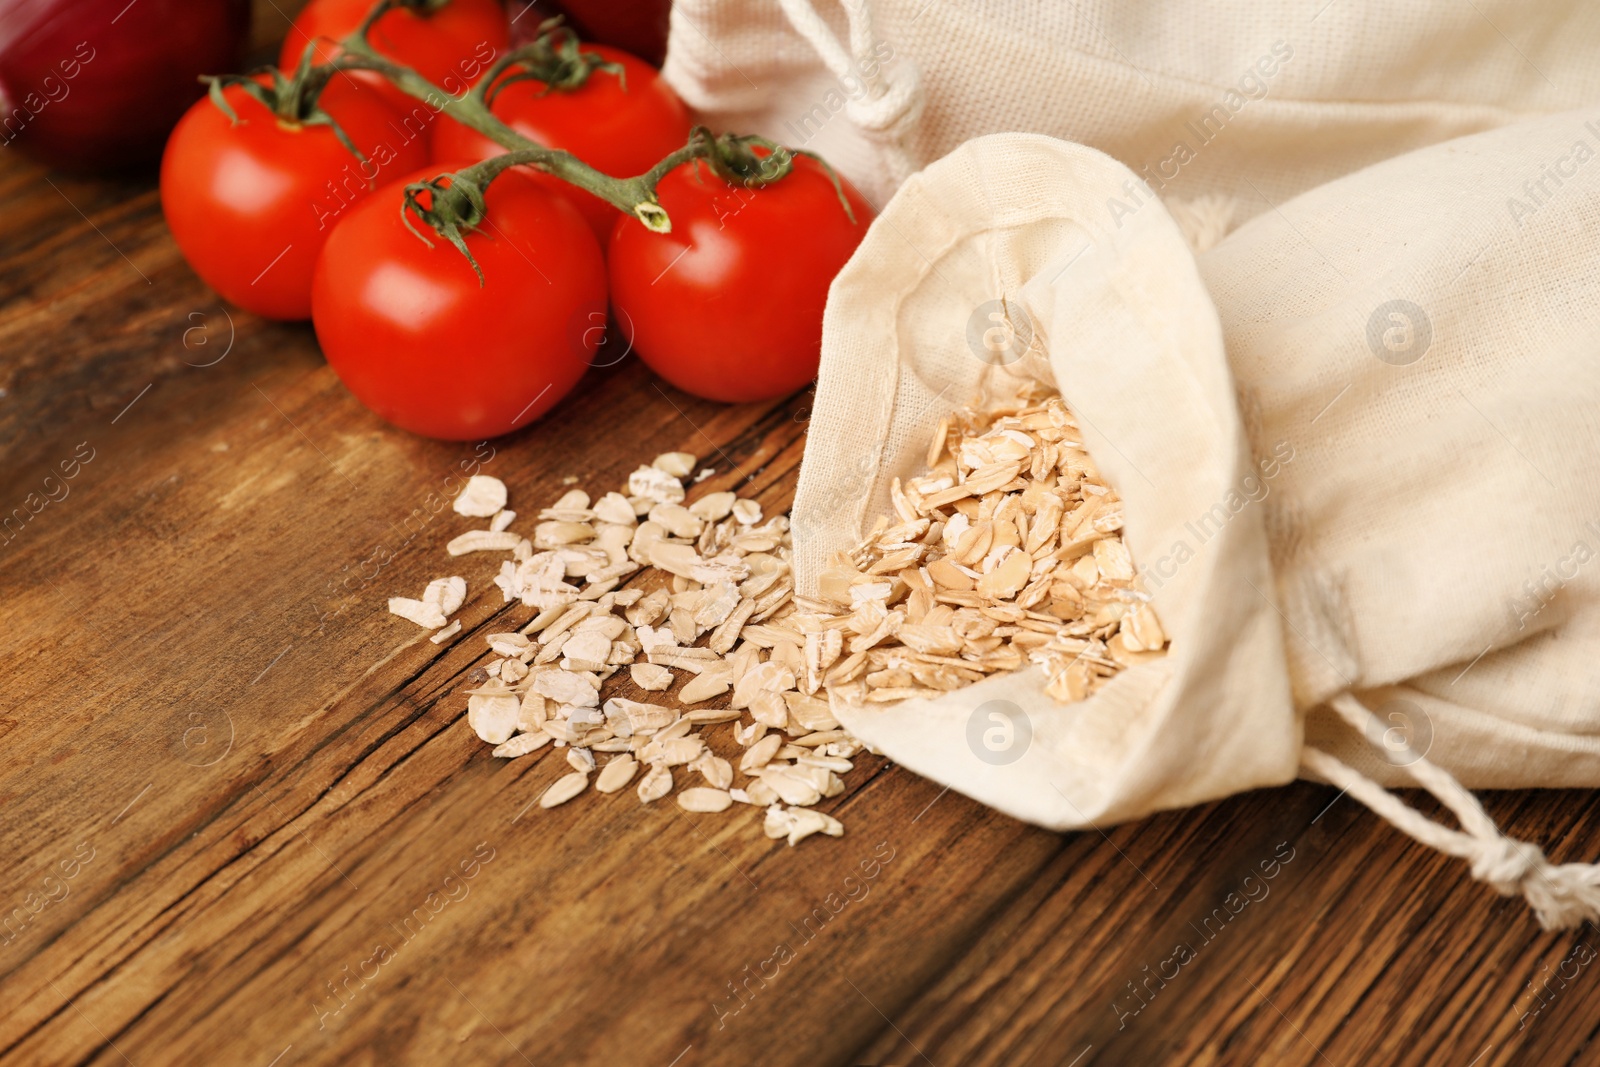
[393,452,857,846]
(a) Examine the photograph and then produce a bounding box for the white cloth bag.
[664,0,1600,926]
[663,0,1600,218]
[788,117,1600,929]
[792,132,1301,831]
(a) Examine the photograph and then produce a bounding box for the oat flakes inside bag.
[809,383,1167,710]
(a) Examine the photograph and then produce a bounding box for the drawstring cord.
[1303,693,1600,929]
[775,0,922,181]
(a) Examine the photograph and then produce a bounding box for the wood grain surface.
[3,7,1600,1065]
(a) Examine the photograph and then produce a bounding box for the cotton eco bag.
[662,0,1600,222]
[794,119,1600,929]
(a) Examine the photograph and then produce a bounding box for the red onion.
[509,0,670,67]
[0,0,250,171]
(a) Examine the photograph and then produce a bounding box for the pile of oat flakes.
[391,453,860,845]
[389,384,1166,845]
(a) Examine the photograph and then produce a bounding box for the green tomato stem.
[319,0,852,282]
[331,15,673,232]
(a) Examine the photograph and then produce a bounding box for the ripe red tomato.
[431,42,691,241]
[312,165,606,440]
[161,79,431,320]
[280,0,508,120]
[608,156,873,402]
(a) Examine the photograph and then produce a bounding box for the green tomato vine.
[214,0,853,283]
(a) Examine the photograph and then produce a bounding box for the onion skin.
[510,0,670,67]
[0,0,250,171]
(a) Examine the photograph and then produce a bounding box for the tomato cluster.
[158,0,873,440]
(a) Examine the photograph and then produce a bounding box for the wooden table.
[5,19,1600,1067]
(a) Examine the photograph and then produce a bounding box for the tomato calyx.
[400,126,861,287]
[399,171,491,284]
[688,130,859,226]
[202,42,366,162]
[479,17,626,103]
